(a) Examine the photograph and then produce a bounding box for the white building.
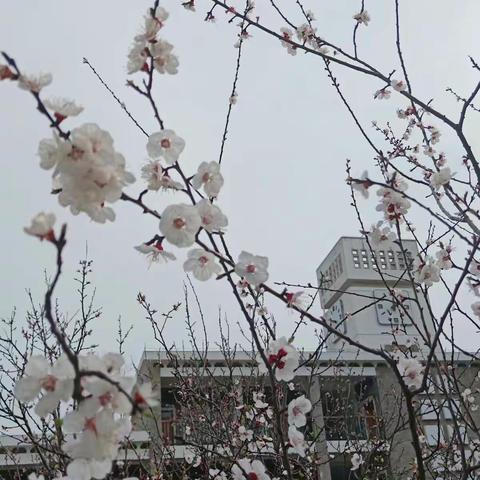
[317,236,435,351]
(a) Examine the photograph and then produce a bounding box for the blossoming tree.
[2,1,480,479]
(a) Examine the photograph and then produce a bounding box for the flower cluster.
[258,336,299,382]
[397,356,424,389]
[353,10,371,26]
[127,6,178,75]
[368,222,396,248]
[278,19,328,56]
[376,185,411,224]
[14,352,157,480]
[141,161,183,191]
[413,256,441,287]
[430,167,454,191]
[38,123,135,222]
[287,394,312,457]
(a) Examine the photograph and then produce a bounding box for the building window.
[352,249,361,268]
[378,250,387,269]
[420,399,439,421]
[387,250,396,270]
[361,249,369,269]
[336,255,343,275]
[424,424,444,446]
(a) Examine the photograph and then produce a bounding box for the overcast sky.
[1,1,480,367]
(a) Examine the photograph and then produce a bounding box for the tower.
[317,236,434,352]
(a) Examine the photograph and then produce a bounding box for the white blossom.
[150,39,179,75]
[353,10,370,25]
[413,256,441,287]
[231,459,270,480]
[429,126,442,144]
[39,123,135,223]
[462,388,475,406]
[63,404,131,477]
[184,1,196,12]
[296,23,316,45]
[471,301,480,318]
[83,375,134,415]
[288,426,306,457]
[127,40,149,74]
[191,161,224,198]
[147,130,185,164]
[285,291,307,309]
[376,188,411,223]
[135,242,176,264]
[44,97,84,120]
[66,458,112,480]
[159,203,201,247]
[280,28,297,55]
[28,474,44,480]
[15,355,74,417]
[79,352,125,375]
[351,453,364,471]
[288,395,312,427]
[141,160,183,191]
[237,425,253,442]
[258,336,299,382]
[469,260,480,278]
[430,167,454,190]
[38,132,70,170]
[183,248,222,281]
[196,199,228,233]
[132,382,159,409]
[397,357,424,389]
[374,88,391,100]
[350,170,371,198]
[253,391,268,409]
[24,212,56,241]
[369,222,396,247]
[18,72,52,93]
[185,449,201,467]
[135,7,169,42]
[424,145,436,158]
[391,79,406,92]
[235,251,269,286]
[435,245,454,270]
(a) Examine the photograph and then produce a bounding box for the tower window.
[378,250,387,269]
[335,255,343,276]
[387,250,396,270]
[361,249,369,268]
[396,250,414,270]
[405,251,413,270]
[352,249,361,268]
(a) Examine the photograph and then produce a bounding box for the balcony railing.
[324,415,380,441]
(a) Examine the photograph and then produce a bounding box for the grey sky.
[1,1,480,365]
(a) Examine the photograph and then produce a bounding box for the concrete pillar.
[375,364,415,478]
[310,376,332,480]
